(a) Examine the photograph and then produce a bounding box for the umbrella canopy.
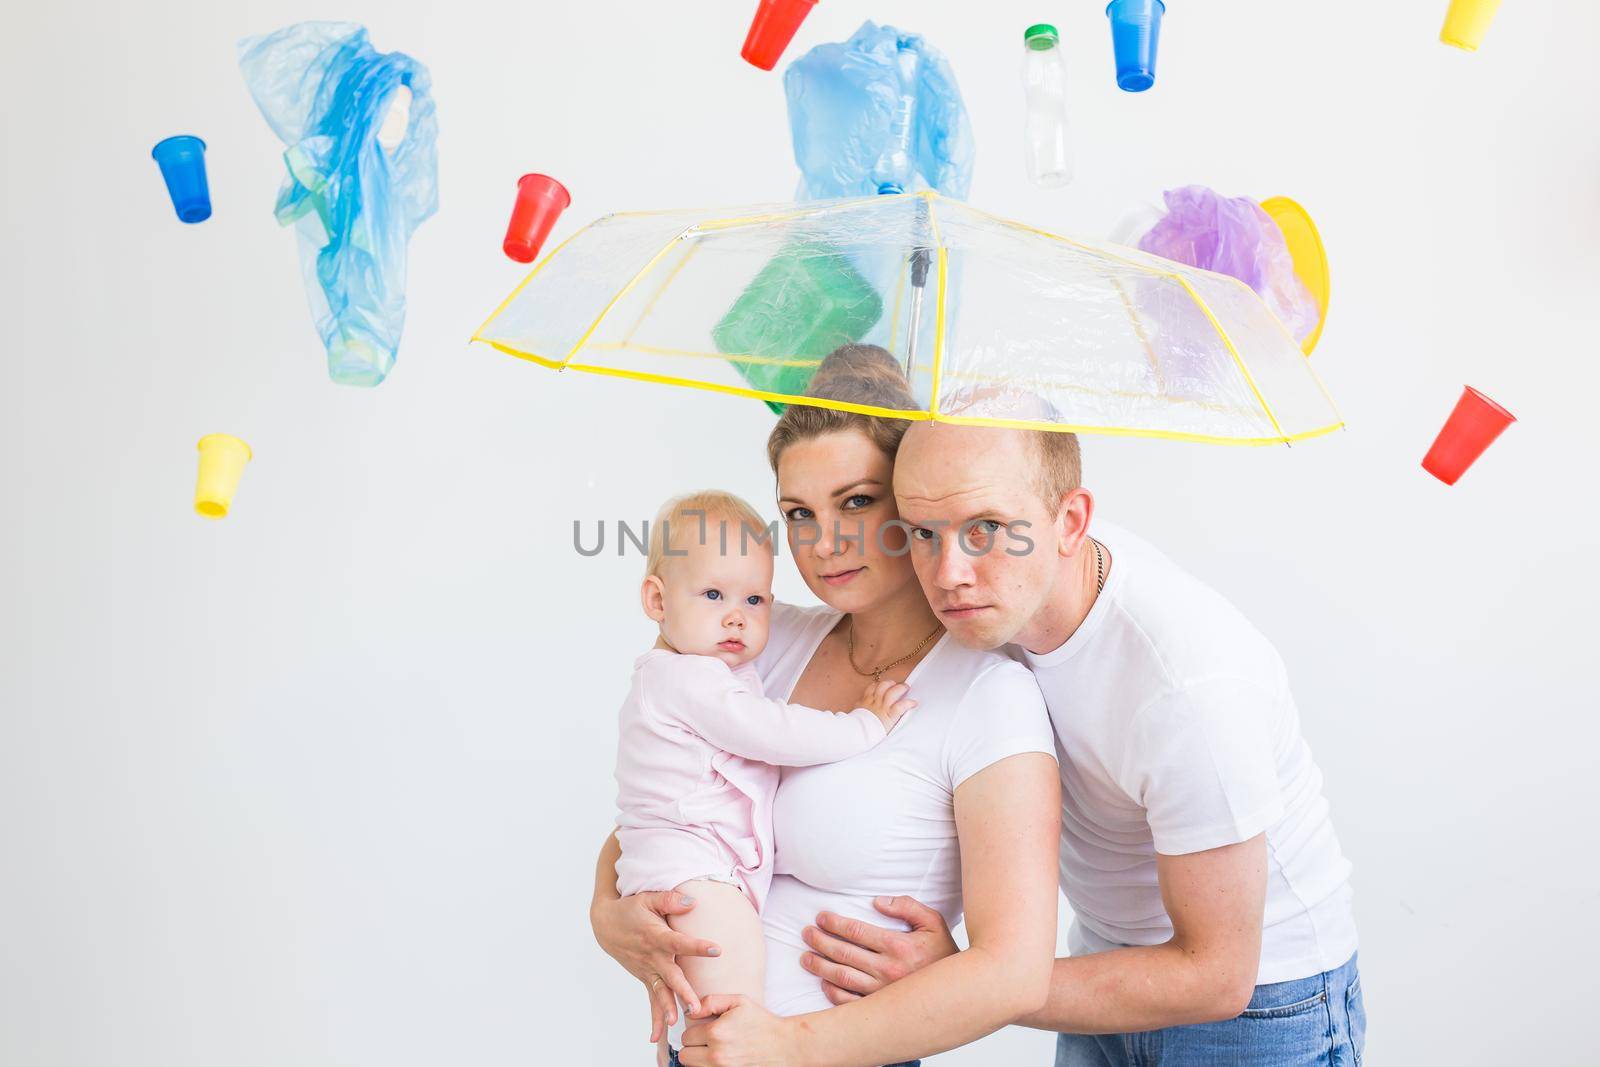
[471,191,1343,446]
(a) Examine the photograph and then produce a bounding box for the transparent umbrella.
[471,191,1343,446]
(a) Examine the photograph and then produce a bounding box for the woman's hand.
[590,889,722,1042]
[799,895,959,1004]
[678,996,801,1067]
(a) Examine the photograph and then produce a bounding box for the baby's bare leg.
[667,878,766,1012]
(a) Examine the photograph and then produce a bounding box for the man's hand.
[590,889,722,1042]
[679,995,800,1067]
[799,895,959,1004]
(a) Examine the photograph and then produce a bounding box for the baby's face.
[653,537,774,669]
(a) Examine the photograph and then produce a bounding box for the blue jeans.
[1055,953,1365,1067]
[668,1049,919,1067]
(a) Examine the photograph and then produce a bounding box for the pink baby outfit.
[614,649,886,910]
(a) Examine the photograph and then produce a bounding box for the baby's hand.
[859,677,917,731]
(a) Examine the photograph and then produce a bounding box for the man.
[796,421,1365,1064]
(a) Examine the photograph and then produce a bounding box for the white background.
[5,2,1599,1064]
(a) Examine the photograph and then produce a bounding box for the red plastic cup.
[502,174,571,264]
[1421,385,1515,485]
[741,0,818,71]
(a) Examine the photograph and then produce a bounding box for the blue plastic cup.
[1106,0,1165,93]
[151,135,212,223]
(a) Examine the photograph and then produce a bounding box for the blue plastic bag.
[239,22,438,387]
[785,21,975,200]
[1136,186,1320,346]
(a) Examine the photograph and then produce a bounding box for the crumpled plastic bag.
[1136,185,1320,345]
[239,22,438,387]
[785,20,975,200]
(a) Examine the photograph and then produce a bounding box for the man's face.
[893,424,1066,650]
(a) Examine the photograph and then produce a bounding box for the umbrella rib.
[1170,275,1289,443]
[559,197,893,366]
[621,240,702,345]
[486,339,1341,446]
[692,193,887,233]
[559,227,699,366]
[886,256,910,358]
[956,201,1172,278]
[477,339,565,369]
[564,361,937,421]
[936,362,1270,421]
[940,198,1305,437]
[589,341,1266,422]
[1215,272,1348,430]
[1111,276,1168,394]
[936,411,1343,447]
[470,218,597,342]
[926,195,948,417]
[592,340,823,370]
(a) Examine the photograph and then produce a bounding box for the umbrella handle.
[910,247,931,288]
[902,247,932,381]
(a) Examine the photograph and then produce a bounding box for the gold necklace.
[846,618,944,682]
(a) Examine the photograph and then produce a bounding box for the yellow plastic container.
[194,434,252,519]
[1260,196,1329,357]
[1440,0,1502,52]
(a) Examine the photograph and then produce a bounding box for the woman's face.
[775,430,919,614]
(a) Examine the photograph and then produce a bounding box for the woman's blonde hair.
[766,344,919,474]
[645,489,772,577]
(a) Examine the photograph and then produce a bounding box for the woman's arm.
[680,752,1061,1067]
[589,831,722,1038]
[1015,835,1267,1032]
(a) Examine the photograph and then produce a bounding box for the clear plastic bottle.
[1022,24,1073,187]
[872,39,921,194]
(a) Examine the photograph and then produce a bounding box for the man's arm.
[1019,834,1267,1032]
[805,833,1268,1036]
[1024,678,1276,1031]
[589,831,721,1040]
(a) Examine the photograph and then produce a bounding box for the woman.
[590,345,1061,1066]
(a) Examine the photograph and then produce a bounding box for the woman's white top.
[754,602,1057,1016]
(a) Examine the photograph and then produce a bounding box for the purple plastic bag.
[1137,185,1320,345]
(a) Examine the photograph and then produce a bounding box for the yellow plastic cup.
[194,434,252,519]
[1440,0,1502,52]
[1260,196,1329,357]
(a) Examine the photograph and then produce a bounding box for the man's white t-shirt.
[1015,523,1357,985]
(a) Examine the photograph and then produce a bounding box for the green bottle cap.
[1024,23,1059,50]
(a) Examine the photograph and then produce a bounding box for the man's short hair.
[941,383,1083,510]
[1026,429,1082,512]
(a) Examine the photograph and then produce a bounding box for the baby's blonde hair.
[646,490,775,578]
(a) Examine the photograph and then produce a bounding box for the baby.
[613,490,914,1043]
